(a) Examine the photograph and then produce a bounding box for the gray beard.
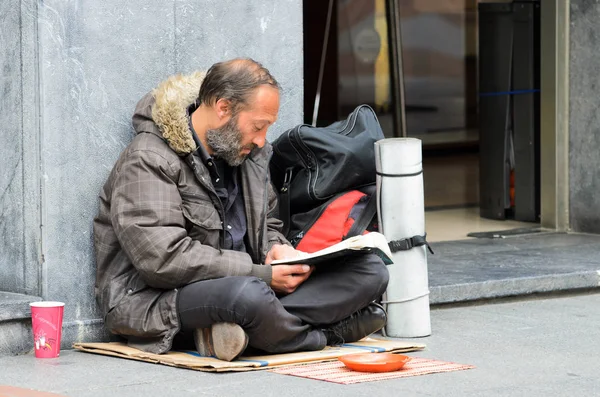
[205,114,253,167]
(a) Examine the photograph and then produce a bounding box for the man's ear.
[214,98,231,119]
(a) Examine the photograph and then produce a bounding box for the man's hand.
[270,264,314,295]
[265,244,313,294]
[265,243,304,265]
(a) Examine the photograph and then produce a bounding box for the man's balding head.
[198,58,280,116]
[191,58,280,166]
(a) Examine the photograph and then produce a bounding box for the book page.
[271,232,393,265]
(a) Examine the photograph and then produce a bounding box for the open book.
[271,232,394,266]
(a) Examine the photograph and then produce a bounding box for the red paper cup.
[30,301,65,358]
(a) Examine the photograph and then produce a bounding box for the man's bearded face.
[205,113,257,166]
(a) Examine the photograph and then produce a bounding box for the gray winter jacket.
[93,71,288,354]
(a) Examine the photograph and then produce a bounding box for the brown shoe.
[193,322,249,362]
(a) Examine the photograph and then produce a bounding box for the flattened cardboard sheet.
[73,337,425,373]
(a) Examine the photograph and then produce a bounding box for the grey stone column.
[569,0,600,233]
[0,0,303,348]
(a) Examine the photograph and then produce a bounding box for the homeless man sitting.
[93,58,389,361]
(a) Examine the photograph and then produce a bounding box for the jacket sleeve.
[265,178,292,253]
[110,149,272,290]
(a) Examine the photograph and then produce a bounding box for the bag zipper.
[290,105,379,201]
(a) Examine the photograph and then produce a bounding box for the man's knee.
[232,277,275,322]
[353,254,389,282]
[366,255,390,296]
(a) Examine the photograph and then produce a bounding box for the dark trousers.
[175,253,389,354]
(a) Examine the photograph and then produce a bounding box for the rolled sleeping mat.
[375,138,431,337]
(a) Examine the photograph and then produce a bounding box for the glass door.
[398,0,478,146]
[337,0,399,138]
[303,0,402,137]
[304,0,478,145]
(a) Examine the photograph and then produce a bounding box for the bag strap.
[279,168,294,237]
[389,234,434,255]
[345,193,377,238]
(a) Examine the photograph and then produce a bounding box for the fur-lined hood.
[132,71,273,162]
[132,71,206,156]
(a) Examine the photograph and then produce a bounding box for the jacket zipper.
[256,151,273,263]
[185,155,226,248]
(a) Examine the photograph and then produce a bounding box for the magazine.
[271,232,393,266]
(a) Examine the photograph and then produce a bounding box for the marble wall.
[0,0,24,292]
[0,0,303,347]
[569,0,600,233]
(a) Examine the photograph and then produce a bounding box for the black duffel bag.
[270,104,384,235]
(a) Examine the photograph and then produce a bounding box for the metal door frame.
[540,0,570,231]
[386,0,568,229]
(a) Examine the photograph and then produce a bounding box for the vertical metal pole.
[312,0,334,127]
[387,0,407,137]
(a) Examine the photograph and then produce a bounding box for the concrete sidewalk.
[3,231,600,356]
[1,292,598,397]
[428,232,600,304]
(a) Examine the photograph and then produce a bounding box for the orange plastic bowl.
[338,353,412,373]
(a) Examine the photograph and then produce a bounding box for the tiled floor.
[425,206,537,242]
[422,150,538,242]
[423,151,479,209]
